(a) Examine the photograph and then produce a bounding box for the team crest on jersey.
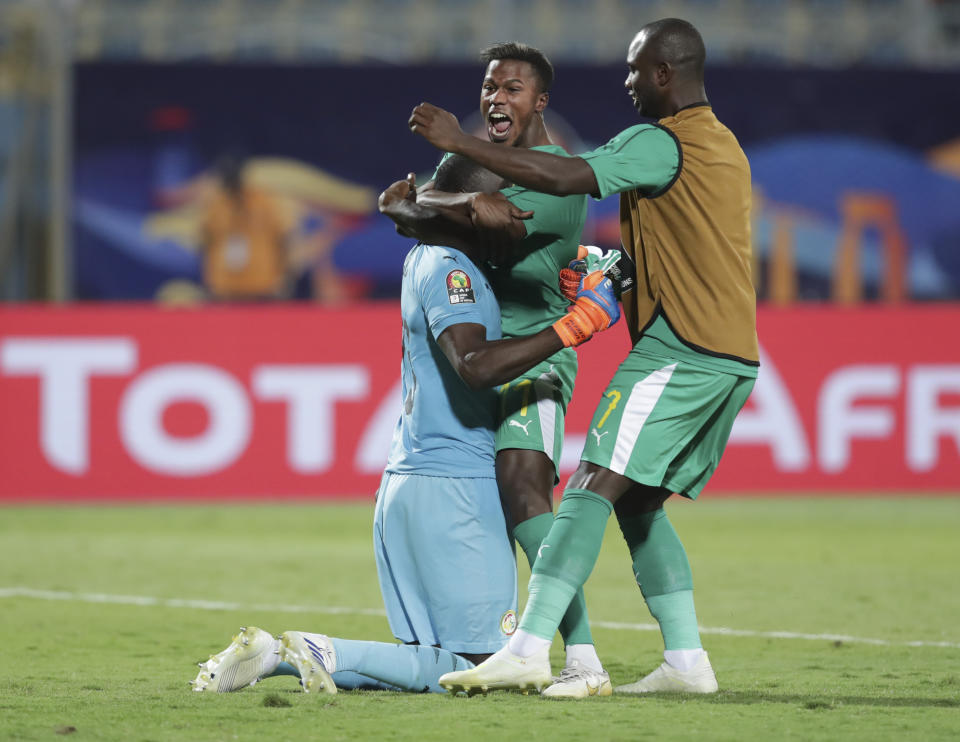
[500,609,518,636]
[446,270,475,304]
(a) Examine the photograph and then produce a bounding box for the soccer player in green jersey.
[388,43,613,697]
[412,19,758,696]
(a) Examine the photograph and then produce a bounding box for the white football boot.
[438,644,552,696]
[192,626,280,692]
[541,660,613,698]
[614,652,718,694]
[278,631,338,695]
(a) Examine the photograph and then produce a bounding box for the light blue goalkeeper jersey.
[385,243,502,479]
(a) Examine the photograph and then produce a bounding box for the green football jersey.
[489,144,588,339]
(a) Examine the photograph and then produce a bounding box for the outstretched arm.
[437,323,563,390]
[409,103,600,196]
[438,271,621,390]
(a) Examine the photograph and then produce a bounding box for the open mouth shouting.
[487,110,513,141]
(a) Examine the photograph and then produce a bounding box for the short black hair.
[434,153,506,194]
[480,42,554,93]
[640,18,706,80]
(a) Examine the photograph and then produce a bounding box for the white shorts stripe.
[609,363,678,475]
[535,369,559,462]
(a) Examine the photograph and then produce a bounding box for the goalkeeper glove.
[552,270,621,347]
[558,245,624,303]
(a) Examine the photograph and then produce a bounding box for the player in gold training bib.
[411,18,757,696]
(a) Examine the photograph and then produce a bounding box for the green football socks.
[617,507,702,650]
[518,489,613,641]
[513,512,595,647]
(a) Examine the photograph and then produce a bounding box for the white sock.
[663,648,705,672]
[565,643,603,672]
[507,629,551,657]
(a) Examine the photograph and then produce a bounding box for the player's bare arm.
[409,102,599,196]
[417,190,532,244]
[436,322,563,390]
[423,190,532,232]
[381,177,534,262]
[380,170,532,251]
[415,188,475,211]
[438,271,620,390]
[378,176,479,250]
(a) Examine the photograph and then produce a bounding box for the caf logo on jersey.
[499,609,518,636]
[446,270,475,304]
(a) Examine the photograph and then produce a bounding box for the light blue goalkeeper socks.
[269,661,300,678]
[330,670,399,691]
[269,660,398,691]
[269,639,474,692]
[329,639,474,693]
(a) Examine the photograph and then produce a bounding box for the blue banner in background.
[74,63,960,301]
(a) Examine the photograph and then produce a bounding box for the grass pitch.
[1,498,958,741]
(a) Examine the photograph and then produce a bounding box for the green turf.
[1,499,958,741]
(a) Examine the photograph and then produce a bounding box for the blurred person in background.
[200,154,290,300]
[151,153,375,304]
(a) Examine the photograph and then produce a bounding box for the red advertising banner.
[1,304,958,501]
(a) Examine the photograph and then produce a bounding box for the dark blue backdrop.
[73,62,960,300]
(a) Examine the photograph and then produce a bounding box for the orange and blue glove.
[552,270,621,347]
[559,245,623,302]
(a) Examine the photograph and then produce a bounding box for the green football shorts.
[580,349,755,499]
[495,354,576,477]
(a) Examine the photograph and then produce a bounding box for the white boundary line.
[592,620,960,648]
[0,587,388,617]
[3,587,958,649]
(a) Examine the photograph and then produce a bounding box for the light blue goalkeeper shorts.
[373,472,518,655]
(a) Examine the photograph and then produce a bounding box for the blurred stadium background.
[1,0,959,499]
